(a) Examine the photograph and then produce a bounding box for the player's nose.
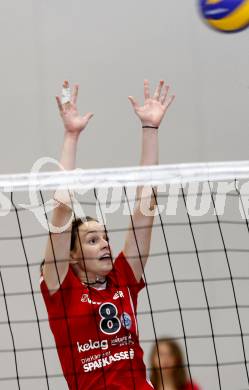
[100,237,109,249]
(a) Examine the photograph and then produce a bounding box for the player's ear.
[70,250,80,265]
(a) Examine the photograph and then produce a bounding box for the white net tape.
[1,160,249,192]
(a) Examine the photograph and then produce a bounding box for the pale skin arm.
[43,81,93,293]
[123,80,175,282]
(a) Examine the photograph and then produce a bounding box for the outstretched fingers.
[163,94,175,110]
[84,112,94,122]
[56,80,74,115]
[160,84,169,105]
[61,80,71,107]
[153,80,164,100]
[144,79,150,100]
[63,80,69,89]
[56,96,63,113]
[71,84,79,105]
[128,95,140,110]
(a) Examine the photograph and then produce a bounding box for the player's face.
[153,342,177,375]
[75,221,113,277]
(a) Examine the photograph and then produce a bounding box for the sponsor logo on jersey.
[81,350,110,364]
[77,339,108,353]
[81,294,101,305]
[120,312,132,330]
[111,333,134,347]
[82,348,135,372]
[113,290,124,300]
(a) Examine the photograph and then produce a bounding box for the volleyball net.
[1,160,249,390]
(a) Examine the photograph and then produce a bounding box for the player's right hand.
[56,80,94,136]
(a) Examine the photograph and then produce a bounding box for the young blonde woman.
[40,79,174,389]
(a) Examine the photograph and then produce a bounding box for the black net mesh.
[1,177,249,390]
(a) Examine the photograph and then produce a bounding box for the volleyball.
[199,0,249,32]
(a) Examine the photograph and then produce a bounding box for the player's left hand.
[128,80,175,128]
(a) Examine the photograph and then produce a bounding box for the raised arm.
[123,79,175,281]
[43,81,93,293]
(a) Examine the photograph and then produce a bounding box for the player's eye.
[88,236,99,244]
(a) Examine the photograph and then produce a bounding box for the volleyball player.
[150,338,201,390]
[40,79,175,389]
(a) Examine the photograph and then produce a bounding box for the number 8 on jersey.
[99,302,121,335]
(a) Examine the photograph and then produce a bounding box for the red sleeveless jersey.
[184,382,201,390]
[41,252,154,390]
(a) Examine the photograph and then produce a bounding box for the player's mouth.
[99,253,112,261]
